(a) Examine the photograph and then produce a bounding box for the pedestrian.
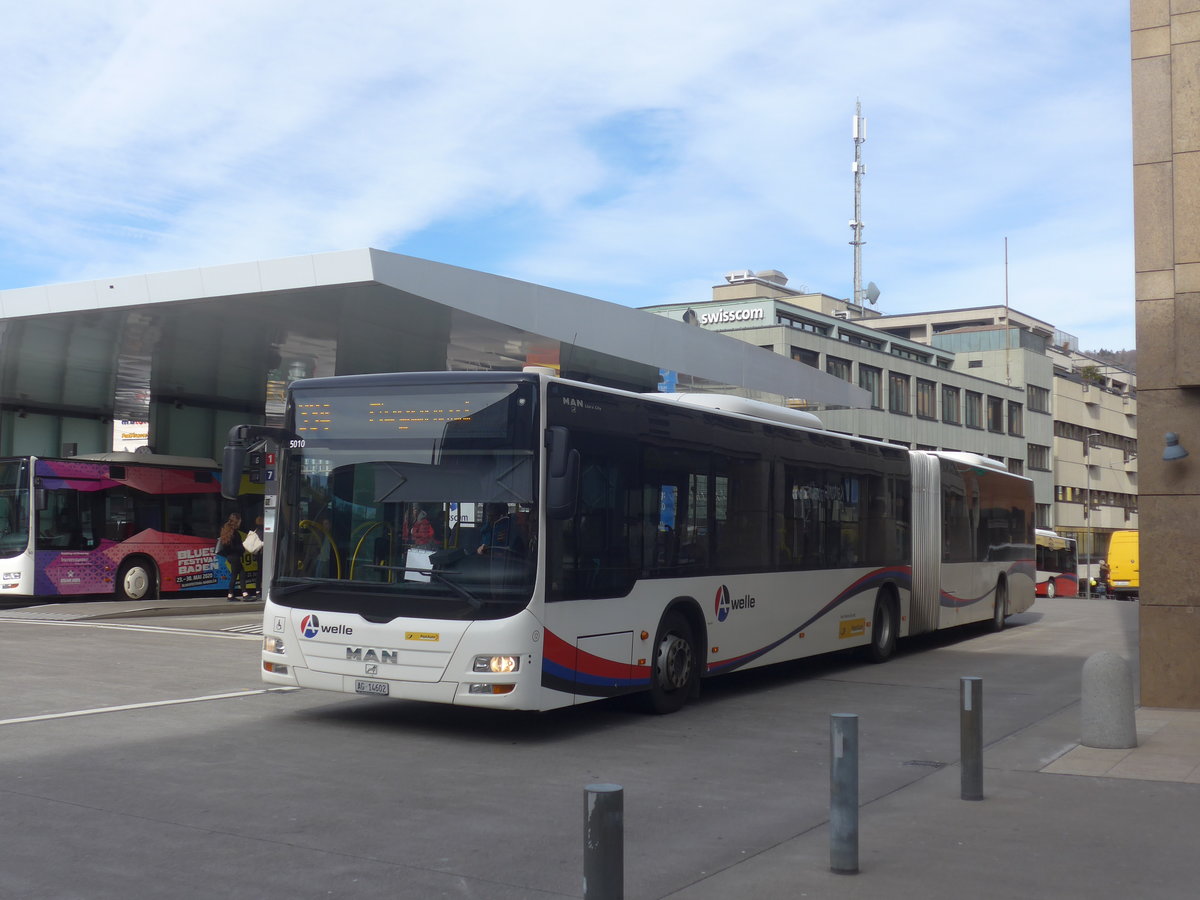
[243,515,265,598]
[216,513,250,600]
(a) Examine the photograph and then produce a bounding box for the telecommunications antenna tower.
[850,101,873,307]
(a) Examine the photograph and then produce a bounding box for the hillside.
[1084,348,1136,373]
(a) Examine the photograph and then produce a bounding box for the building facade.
[866,305,1138,569]
[1131,0,1200,707]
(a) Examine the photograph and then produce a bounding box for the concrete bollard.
[584,783,624,900]
[1080,651,1137,749]
[960,676,984,801]
[829,713,859,875]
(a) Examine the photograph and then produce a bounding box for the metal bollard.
[584,783,624,900]
[829,713,859,875]
[960,676,983,801]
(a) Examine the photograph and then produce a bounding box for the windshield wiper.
[272,580,323,597]
[360,564,484,609]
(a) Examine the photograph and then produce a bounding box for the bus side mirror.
[222,424,295,500]
[545,426,579,520]
[221,426,250,501]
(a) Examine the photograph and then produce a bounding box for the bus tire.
[989,579,1008,632]
[1046,581,1056,599]
[645,610,698,714]
[867,590,898,663]
[117,557,157,602]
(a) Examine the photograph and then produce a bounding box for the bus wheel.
[117,558,157,602]
[1046,581,1056,599]
[645,611,697,714]
[867,591,898,663]
[989,580,1008,632]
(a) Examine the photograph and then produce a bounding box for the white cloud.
[0,0,1136,349]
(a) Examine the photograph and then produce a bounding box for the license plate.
[355,679,389,696]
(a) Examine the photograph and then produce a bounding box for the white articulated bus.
[224,368,1035,713]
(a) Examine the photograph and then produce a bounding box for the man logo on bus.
[301,614,321,639]
[715,585,731,622]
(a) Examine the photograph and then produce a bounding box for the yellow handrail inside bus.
[299,518,342,579]
[350,522,392,581]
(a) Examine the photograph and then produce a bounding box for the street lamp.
[1084,432,1101,599]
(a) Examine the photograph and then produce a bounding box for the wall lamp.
[1163,431,1189,461]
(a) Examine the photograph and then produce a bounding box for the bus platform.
[0,593,260,620]
[662,600,1200,899]
[669,705,1200,900]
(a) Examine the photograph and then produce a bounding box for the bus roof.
[72,451,219,469]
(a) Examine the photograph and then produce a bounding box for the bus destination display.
[292,386,517,441]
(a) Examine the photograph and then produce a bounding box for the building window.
[1036,504,1051,528]
[841,332,885,351]
[1027,384,1051,413]
[987,396,1004,433]
[791,346,819,368]
[888,372,911,414]
[891,346,931,364]
[859,365,882,409]
[968,359,983,368]
[965,391,983,428]
[1008,401,1023,436]
[1027,444,1051,471]
[777,312,829,335]
[825,355,852,381]
[942,385,961,424]
[1008,458,1024,476]
[916,379,937,419]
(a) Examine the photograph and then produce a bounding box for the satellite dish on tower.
[865,282,880,305]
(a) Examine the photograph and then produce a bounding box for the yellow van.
[1107,530,1139,601]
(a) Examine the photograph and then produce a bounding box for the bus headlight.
[264,636,285,654]
[473,655,520,674]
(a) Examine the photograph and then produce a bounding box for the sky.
[0,1,1135,350]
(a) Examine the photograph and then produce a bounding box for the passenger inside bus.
[475,503,524,556]
[402,503,439,548]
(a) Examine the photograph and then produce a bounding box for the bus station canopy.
[0,249,868,458]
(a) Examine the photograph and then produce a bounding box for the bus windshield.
[273,379,539,621]
[0,458,30,557]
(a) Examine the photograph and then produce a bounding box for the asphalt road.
[0,598,1148,898]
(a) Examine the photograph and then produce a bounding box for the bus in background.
[225,369,1036,714]
[1035,529,1078,598]
[0,452,256,601]
[1107,530,1139,601]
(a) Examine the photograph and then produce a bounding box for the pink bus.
[0,452,257,601]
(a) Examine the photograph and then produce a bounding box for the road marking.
[0,687,300,727]
[223,623,265,635]
[0,618,261,640]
